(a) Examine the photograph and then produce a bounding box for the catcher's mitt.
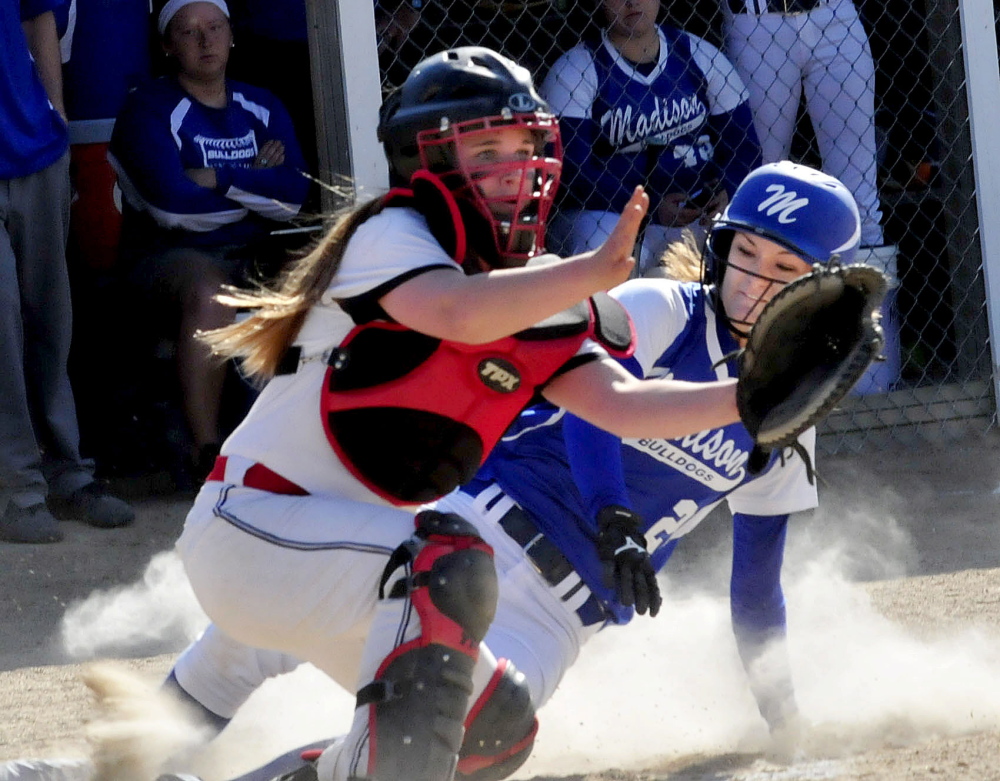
[736,263,889,478]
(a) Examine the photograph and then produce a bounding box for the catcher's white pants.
[176,482,600,780]
[723,0,883,246]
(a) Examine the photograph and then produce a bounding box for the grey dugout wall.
[305,0,1000,454]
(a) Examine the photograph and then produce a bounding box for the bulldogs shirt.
[109,75,309,248]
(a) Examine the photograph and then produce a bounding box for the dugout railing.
[303,0,1000,455]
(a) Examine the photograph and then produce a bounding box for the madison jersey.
[541,25,754,212]
[109,76,308,247]
[475,278,817,620]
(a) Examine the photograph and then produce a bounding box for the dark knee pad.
[360,510,499,781]
[458,659,538,781]
[409,509,499,645]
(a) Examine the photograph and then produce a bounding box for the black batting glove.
[596,505,662,617]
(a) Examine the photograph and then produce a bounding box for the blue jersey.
[0,0,69,179]
[469,278,816,624]
[108,76,309,248]
[540,24,761,212]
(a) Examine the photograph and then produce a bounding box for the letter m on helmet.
[757,185,809,224]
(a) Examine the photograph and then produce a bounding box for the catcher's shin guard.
[358,510,499,781]
[457,659,538,781]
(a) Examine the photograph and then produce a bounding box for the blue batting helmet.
[705,161,862,288]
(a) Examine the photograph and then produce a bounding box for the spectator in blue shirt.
[0,0,134,543]
[109,0,310,481]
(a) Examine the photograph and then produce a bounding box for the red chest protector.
[319,295,634,506]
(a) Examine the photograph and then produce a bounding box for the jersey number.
[672,135,714,168]
[647,499,700,551]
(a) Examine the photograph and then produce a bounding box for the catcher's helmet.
[377,47,562,264]
[704,161,861,336]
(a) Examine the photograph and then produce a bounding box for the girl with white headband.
[108,0,310,485]
[158,0,231,34]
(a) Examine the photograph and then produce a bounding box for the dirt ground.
[4,431,1000,781]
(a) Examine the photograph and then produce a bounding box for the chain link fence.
[369,0,997,453]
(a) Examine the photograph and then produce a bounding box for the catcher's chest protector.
[321,295,634,506]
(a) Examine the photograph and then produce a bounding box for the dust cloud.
[83,662,214,781]
[516,489,1000,776]
[61,551,206,660]
[54,488,1000,780]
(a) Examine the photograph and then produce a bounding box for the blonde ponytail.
[647,229,704,283]
[199,197,389,382]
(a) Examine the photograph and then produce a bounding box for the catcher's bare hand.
[583,186,649,289]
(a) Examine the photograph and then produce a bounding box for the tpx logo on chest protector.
[478,358,521,393]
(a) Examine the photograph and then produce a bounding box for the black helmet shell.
[377,46,554,182]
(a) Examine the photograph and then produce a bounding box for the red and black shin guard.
[357,510,498,781]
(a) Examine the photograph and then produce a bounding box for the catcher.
[163,45,746,781]
[0,164,883,781]
[139,161,886,781]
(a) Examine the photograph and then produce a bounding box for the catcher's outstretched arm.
[544,356,739,440]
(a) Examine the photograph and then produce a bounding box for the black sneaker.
[0,502,64,543]
[48,481,136,529]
